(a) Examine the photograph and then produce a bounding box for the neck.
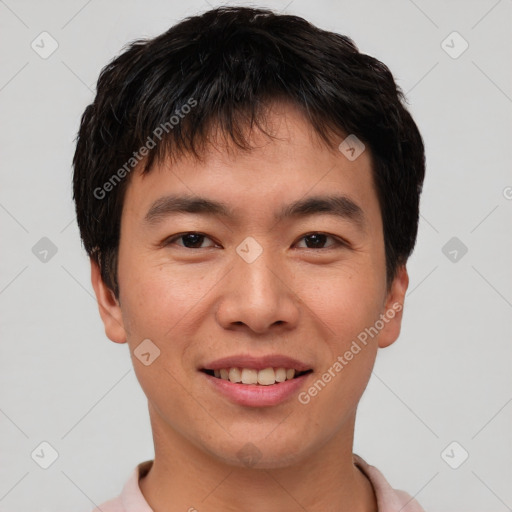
[139,402,377,512]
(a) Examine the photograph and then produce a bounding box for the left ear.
[377,265,409,349]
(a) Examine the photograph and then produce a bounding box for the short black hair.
[72,5,425,298]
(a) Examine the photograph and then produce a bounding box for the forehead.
[121,102,380,230]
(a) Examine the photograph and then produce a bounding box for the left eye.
[294,233,342,249]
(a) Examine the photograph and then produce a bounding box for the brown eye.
[295,233,343,249]
[165,232,216,249]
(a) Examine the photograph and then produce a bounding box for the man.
[73,6,426,511]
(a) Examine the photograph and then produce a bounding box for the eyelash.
[163,232,347,250]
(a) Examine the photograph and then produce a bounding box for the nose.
[215,243,300,335]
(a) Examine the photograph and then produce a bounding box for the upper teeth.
[213,367,297,385]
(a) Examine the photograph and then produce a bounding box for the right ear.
[90,258,127,344]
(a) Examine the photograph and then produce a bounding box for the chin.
[203,433,312,470]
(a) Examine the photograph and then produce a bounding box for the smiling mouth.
[201,367,313,385]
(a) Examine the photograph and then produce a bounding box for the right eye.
[163,232,217,249]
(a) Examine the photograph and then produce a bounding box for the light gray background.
[1,0,511,511]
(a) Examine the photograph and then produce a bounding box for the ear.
[90,258,127,344]
[377,265,409,349]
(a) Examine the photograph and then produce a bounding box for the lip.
[200,354,312,372]
[201,370,313,407]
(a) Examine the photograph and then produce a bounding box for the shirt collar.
[119,455,424,512]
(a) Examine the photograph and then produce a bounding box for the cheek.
[122,276,187,337]
[295,271,382,423]
[117,255,221,343]
[295,262,385,341]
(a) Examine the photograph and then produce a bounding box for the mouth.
[200,367,313,386]
[200,357,314,407]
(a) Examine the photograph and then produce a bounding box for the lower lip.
[201,371,312,407]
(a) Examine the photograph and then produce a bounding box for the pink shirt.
[92,454,425,512]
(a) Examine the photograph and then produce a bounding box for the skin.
[91,101,409,512]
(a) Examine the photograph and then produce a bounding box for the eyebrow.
[144,194,366,228]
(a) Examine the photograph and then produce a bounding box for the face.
[92,102,408,469]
